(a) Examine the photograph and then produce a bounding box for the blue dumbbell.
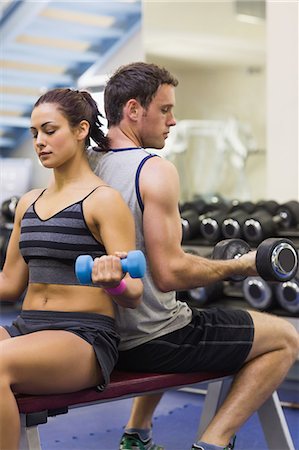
[75,250,146,284]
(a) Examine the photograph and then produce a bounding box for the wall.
[266,0,298,202]
[153,63,267,201]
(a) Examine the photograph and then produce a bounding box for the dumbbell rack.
[182,230,299,319]
[183,232,299,378]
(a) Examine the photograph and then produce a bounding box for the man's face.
[138,84,176,149]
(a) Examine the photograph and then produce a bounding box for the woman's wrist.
[104,279,127,296]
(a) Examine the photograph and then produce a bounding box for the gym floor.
[1,305,299,450]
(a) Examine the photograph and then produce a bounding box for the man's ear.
[76,120,90,141]
[125,99,140,121]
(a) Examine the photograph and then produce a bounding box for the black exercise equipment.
[180,195,227,215]
[221,200,281,241]
[187,281,224,306]
[243,200,299,244]
[199,207,231,243]
[212,237,298,282]
[221,202,257,239]
[1,196,19,222]
[181,209,202,241]
[242,277,276,311]
[181,196,229,242]
[200,200,256,243]
[274,272,299,314]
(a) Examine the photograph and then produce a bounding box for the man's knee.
[282,319,299,362]
[247,311,299,362]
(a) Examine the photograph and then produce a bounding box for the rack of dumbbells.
[0,196,19,270]
[179,196,299,318]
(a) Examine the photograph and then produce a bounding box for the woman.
[0,88,143,450]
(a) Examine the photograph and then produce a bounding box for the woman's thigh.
[1,330,102,394]
[0,326,11,341]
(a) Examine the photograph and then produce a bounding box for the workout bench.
[17,370,295,450]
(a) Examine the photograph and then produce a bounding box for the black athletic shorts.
[117,308,254,373]
[3,310,120,389]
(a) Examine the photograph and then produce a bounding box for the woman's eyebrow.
[29,121,54,131]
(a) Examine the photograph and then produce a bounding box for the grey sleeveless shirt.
[19,188,106,286]
[88,148,192,350]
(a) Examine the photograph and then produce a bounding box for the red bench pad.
[16,370,230,415]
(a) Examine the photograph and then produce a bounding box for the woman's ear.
[76,120,90,141]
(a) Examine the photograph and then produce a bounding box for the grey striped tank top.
[19,187,106,286]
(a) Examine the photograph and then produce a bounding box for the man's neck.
[108,125,141,149]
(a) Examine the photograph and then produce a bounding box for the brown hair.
[104,62,178,126]
[34,88,109,152]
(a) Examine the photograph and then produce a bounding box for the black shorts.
[117,308,254,373]
[3,310,120,389]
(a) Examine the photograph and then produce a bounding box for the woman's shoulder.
[13,189,44,222]
[17,189,44,211]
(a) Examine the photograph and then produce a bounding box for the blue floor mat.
[37,390,299,450]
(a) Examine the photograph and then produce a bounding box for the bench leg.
[20,416,42,450]
[258,391,295,450]
[197,377,233,439]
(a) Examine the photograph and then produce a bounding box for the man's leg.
[197,311,299,447]
[126,393,164,429]
[120,311,298,449]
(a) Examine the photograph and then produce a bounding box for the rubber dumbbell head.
[1,196,19,222]
[181,209,202,241]
[276,200,299,229]
[274,279,299,314]
[187,281,224,306]
[242,277,276,311]
[75,250,146,285]
[212,238,251,281]
[212,237,298,283]
[256,238,298,282]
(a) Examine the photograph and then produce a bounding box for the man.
[88,62,299,450]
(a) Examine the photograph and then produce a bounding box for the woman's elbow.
[128,296,142,309]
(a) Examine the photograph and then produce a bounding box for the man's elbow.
[152,272,175,293]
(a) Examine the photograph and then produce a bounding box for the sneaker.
[191,435,236,450]
[119,432,164,450]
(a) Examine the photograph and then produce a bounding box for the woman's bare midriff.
[22,283,115,317]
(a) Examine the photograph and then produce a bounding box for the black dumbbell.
[242,277,276,311]
[181,209,202,241]
[212,237,298,282]
[274,270,299,314]
[180,198,209,215]
[243,200,299,244]
[181,196,229,242]
[226,200,279,242]
[187,281,224,306]
[221,202,257,239]
[1,196,19,223]
[199,200,239,243]
[200,200,258,243]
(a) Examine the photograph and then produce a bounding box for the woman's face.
[30,103,83,169]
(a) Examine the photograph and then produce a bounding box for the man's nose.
[168,112,176,126]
